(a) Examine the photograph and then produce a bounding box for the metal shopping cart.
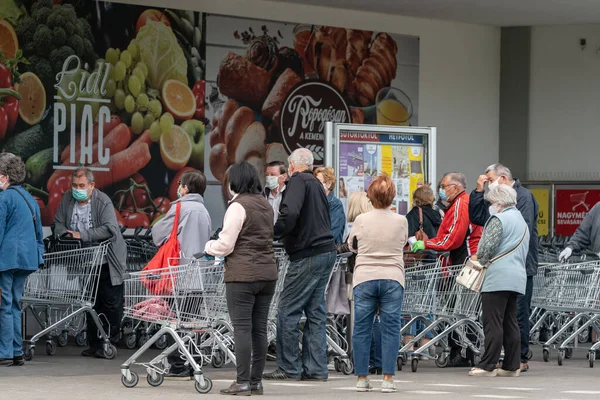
[22,238,112,360]
[119,259,233,394]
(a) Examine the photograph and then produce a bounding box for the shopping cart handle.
[59,232,82,242]
[193,252,215,261]
[404,250,450,257]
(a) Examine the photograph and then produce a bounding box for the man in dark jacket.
[263,148,337,381]
[469,163,539,372]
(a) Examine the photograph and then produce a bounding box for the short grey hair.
[288,148,314,169]
[0,153,26,185]
[443,172,467,190]
[72,166,95,183]
[487,184,517,207]
[485,163,513,181]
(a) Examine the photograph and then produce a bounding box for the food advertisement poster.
[530,188,549,236]
[0,1,419,226]
[555,189,600,236]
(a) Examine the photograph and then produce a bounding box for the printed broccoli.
[15,15,36,45]
[50,46,76,74]
[33,58,54,87]
[67,36,84,58]
[32,6,52,25]
[31,0,54,14]
[53,27,67,48]
[33,25,53,57]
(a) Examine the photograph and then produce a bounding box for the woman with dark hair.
[0,153,44,366]
[205,162,278,396]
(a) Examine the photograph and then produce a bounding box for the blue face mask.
[438,188,448,202]
[72,188,89,201]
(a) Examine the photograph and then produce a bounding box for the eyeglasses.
[440,183,456,190]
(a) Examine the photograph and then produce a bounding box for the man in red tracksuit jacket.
[412,172,482,264]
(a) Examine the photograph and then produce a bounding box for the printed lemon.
[161,79,196,121]
[0,19,18,61]
[16,72,47,125]
[160,125,192,171]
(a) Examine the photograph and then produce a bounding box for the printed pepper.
[192,80,205,120]
[0,63,21,140]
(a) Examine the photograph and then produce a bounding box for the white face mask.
[228,186,236,198]
[0,175,7,189]
[488,178,500,191]
[266,176,279,190]
[322,183,330,193]
[489,204,501,215]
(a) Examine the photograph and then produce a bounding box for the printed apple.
[181,119,205,170]
[136,9,171,33]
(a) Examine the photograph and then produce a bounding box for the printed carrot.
[92,142,152,189]
[61,115,121,163]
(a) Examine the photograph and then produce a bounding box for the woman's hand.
[471,255,478,262]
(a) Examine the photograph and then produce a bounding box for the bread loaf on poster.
[234,122,266,163]
[225,106,256,164]
[305,29,349,93]
[266,142,289,167]
[262,68,302,120]
[217,52,271,109]
[350,33,398,106]
[351,108,365,124]
[346,29,372,78]
[220,99,239,139]
[322,26,348,60]
[245,151,267,187]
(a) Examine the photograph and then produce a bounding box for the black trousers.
[226,281,276,384]
[479,291,520,372]
[517,276,533,363]
[90,264,123,349]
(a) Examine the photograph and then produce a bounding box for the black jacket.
[274,170,336,261]
[469,179,539,276]
[406,205,442,239]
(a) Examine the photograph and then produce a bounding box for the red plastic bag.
[141,203,181,295]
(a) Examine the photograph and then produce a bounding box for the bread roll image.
[351,108,365,124]
[209,143,229,182]
[262,68,302,120]
[217,52,271,109]
[222,165,234,201]
[234,122,267,163]
[245,151,267,187]
[225,106,256,164]
[219,99,239,138]
[266,142,289,167]
[209,128,222,147]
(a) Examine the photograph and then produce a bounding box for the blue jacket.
[0,185,44,272]
[327,191,346,245]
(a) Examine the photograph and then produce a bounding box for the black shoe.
[369,367,382,375]
[81,348,98,357]
[262,369,301,380]
[0,358,11,366]
[250,382,263,395]
[165,369,193,381]
[301,372,327,382]
[220,381,251,396]
[7,355,24,367]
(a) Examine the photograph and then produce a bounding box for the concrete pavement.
[1,345,600,399]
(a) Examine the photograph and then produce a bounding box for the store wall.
[113,0,501,188]
[529,25,600,181]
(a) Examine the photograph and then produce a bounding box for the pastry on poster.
[210,24,402,191]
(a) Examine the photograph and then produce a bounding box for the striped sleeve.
[425,196,470,252]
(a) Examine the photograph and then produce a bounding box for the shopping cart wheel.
[542,348,550,362]
[154,334,168,350]
[125,334,137,349]
[435,353,449,368]
[565,348,573,359]
[122,371,139,388]
[45,341,56,356]
[195,376,213,394]
[589,351,595,368]
[75,331,87,347]
[211,349,225,368]
[147,372,164,387]
[396,356,404,371]
[342,360,354,375]
[24,346,34,361]
[137,334,148,348]
[334,358,341,373]
[104,344,117,360]
[526,349,533,360]
[557,350,564,366]
[57,332,69,347]
[411,358,419,373]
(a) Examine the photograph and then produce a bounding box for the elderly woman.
[469,185,529,377]
[0,153,44,366]
[315,166,346,245]
[205,161,277,396]
[348,175,408,392]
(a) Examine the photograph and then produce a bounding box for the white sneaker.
[496,368,520,377]
[381,379,397,393]
[469,368,497,377]
[356,378,373,392]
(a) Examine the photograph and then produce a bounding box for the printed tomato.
[124,212,150,229]
[52,175,71,194]
[154,197,171,214]
[168,167,197,201]
[192,80,206,120]
[47,188,65,222]
[114,208,126,228]
[120,206,134,219]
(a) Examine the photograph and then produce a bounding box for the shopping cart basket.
[22,240,111,360]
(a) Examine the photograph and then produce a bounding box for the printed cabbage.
[136,20,187,91]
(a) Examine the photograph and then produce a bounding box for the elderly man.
[469,164,539,372]
[264,161,287,224]
[54,167,127,359]
[263,149,337,381]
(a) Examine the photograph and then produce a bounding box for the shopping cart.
[119,259,232,394]
[22,239,112,360]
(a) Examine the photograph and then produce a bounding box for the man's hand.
[559,247,572,262]
[67,230,81,239]
[476,175,488,192]
[412,241,425,252]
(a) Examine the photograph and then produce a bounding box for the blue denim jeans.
[0,269,30,358]
[276,251,336,378]
[369,315,382,368]
[405,315,434,339]
[518,276,533,363]
[353,279,404,376]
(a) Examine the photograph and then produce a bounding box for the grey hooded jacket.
[152,194,212,259]
[54,189,127,286]
[567,203,600,253]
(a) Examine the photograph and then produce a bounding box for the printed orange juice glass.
[376,87,413,126]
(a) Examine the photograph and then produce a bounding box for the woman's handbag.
[456,227,527,292]
[414,207,429,241]
[141,203,181,295]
